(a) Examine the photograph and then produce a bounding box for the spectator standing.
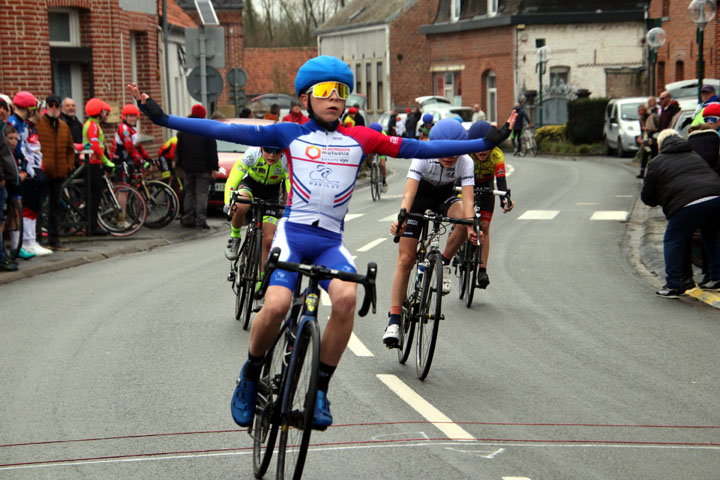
[511,103,531,154]
[405,106,421,138]
[281,101,309,124]
[176,104,218,229]
[2,125,33,259]
[351,104,365,127]
[472,103,486,122]
[263,104,280,121]
[37,94,75,251]
[239,107,252,118]
[647,95,660,115]
[342,107,357,128]
[636,103,659,178]
[9,91,50,256]
[0,135,19,270]
[60,97,83,144]
[641,129,720,297]
[387,109,397,136]
[82,98,114,236]
[418,113,435,140]
[0,94,12,137]
[395,114,406,137]
[657,91,681,130]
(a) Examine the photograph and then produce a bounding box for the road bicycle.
[250,247,377,479]
[369,154,383,201]
[125,161,179,229]
[454,186,511,308]
[45,158,147,237]
[393,207,477,380]
[227,194,286,330]
[521,126,538,157]
[2,195,23,261]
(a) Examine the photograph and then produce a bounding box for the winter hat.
[191,104,207,118]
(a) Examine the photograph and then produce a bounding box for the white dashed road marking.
[377,374,474,440]
[345,213,365,221]
[347,333,374,357]
[357,238,387,252]
[517,210,559,220]
[379,213,398,222]
[590,211,628,221]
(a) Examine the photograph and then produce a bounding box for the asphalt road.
[2,154,719,479]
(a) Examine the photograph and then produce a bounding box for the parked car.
[417,105,475,135]
[669,97,700,138]
[415,95,453,108]
[249,93,304,119]
[603,97,646,157]
[209,117,277,208]
[665,78,720,100]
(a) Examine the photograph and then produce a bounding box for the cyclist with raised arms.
[466,120,514,289]
[223,146,289,270]
[128,55,514,430]
[382,118,480,348]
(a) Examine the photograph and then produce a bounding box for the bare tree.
[244,0,345,47]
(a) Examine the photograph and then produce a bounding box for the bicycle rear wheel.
[252,338,284,478]
[234,233,252,324]
[416,251,442,380]
[277,318,319,480]
[528,137,538,157]
[457,244,467,300]
[464,242,480,308]
[3,196,23,261]
[370,162,380,202]
[97,182,147,237]
[398,261,419,364]
[143,180,179,228]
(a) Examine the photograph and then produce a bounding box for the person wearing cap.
[128,55,515,430]
[690,85,720,127]
[83,97,115,236]
[175,104,218,229]
[419,112,435,140]
[9,91,51,256]
[342,106,357,128]
[36,94,75,251]
[60,97,84,144]
[281,100,309,124]
[405,105,421,139]
[641,129,720,297]
[636,103,659,179]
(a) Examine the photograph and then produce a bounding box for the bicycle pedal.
[252,305,262,313]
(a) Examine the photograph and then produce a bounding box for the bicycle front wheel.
[3,196,23,261]
[398,260,420,365]
[529,137,538,157]
[464,242,480,308]
[416,251,442,380]
[370,162,380,202]
[277,319,320,480]
[234,234,252,324]
[242,231,261,330]
[457,244,467,300]
[252,339,284,478]
[97,182,147,237]
[143,180,179,228]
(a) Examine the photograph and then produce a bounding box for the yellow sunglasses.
[309,81,350,100]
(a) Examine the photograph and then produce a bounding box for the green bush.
[535,125,566,146]
[566,98,609,144]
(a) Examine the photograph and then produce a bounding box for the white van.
[603,97,646,157]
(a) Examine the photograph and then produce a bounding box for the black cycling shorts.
[238,177,284,219]
[402,180,460,239]
[474,180,495,221]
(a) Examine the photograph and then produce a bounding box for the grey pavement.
[2,158,718,310]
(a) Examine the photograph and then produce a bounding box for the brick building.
[0,0,197,154]
[648,0,720,96]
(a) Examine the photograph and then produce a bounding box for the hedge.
[566,98,609,144]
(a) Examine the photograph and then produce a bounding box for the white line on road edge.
[376,374,474,440]
[517,210,559,220]
[590,211,628,221]
[347,332,374,357]
[357,238,387,252]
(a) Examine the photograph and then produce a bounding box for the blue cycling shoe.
[312,390,332,430]
[231,366,258,427]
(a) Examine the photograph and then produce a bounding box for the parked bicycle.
[2,195,23,261]
[369,153,383,201]
[454,186,511,307]
[227,194,286,330]
[125,161,179,229]
[392,207,478,380]
[44,156,147,237]
[250,247,377,480]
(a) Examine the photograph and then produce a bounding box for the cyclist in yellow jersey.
[467,121,514,289]
[223,146,290,263]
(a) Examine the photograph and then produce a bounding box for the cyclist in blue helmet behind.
[128,56,515,431]
[419,113,435,140]
[383,118,480,348]
[368,122,389,191]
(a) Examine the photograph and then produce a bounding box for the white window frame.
[488,0,498,16]
[486,71,497,123]
[451,0,462,22]
[48,8,80,47]
[549,66,570,86]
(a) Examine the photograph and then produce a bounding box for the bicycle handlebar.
[393,207,478,244]
[227,193,286,220]
[255,247,378,317]
[454,185,510,197]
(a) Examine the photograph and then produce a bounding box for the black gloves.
[139,97,168,123]
[485,122,511,145]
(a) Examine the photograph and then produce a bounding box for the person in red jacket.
[281,101,309,124]
[112,104,150,227]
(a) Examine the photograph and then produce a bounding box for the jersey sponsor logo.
[390,136,401,144]
[306,145,322,160]
[325,146,351,164]
[309,165,339,187]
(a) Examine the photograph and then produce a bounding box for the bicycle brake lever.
[393,208,407,244]
[255,247,281,299]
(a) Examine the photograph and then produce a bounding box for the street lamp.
[688,0,717,102]
[646,27,667,96]
[535,45,551,127]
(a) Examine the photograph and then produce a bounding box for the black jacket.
[60,112,84,144]
[0,136,18,185]
[641,135,720,218]
[687,129,720,174]
[176,119,218,173]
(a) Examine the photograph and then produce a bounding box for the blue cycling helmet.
[422,113,434,124]
[294,56,354,97]
[369,122,383,132]
[429,117,468,141]
[468,120,492,140]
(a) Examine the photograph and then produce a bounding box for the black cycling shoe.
[476,271,490,289]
